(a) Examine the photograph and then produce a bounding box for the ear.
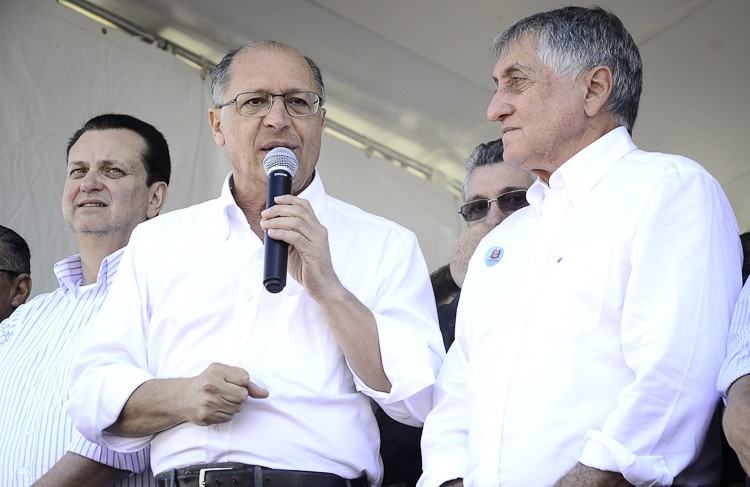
[10,273,31,308]
[208,108,226,147]
[582,65,613,118]
[146,181,169,219]
[319,107,327,129]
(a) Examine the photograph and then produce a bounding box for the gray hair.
[493,6,642,133]
[462,138,504,201]
[0,225,30,275]
[210,41,325,108]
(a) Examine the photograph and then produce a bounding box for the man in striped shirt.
[0,113,170,486]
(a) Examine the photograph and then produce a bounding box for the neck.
[231,175,268,239]
[75,233,127,285]
[539,119,620,183]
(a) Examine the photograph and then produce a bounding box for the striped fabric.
[0,250,154,486]
[719,278,750,395]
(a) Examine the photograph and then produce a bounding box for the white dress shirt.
[67,173,444,485]
[419,127,742,487]
[718,279,750,394]
[0,251,153,486]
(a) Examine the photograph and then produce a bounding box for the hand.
[183,363,269,426]
[260,194,342,301]
[725,374,750,475]
[554,463,630,487]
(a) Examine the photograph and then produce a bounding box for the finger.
[261,217,318,243]
[217,399,244,416]
[262,196,317,219]
[219,388,248,405]
[222,366,251,388]
[207,411,235,425]
[266,228,312,248]
[273,194,308,206]
[261,202,315,224]
[247,381,269,399]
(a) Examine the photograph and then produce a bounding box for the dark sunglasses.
[458,189,529,223]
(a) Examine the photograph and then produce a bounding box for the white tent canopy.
[1,0,748,295]
[0,0,459,294]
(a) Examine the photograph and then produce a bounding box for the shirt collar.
[217,170,327,239]
[526,126,636,211]
[53,247,125,292]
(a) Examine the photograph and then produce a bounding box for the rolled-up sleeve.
[67,226,155,452]
[578,168,742,485]
[68,429,151,474]
[351,229,445,426]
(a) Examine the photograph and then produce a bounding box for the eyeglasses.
[458,189,529,222]
[0,269,21,277]
[216,91,322,118]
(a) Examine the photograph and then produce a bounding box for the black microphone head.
[263,147,299,177]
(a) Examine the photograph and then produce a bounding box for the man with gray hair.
[420,6,740,486]
[68,41,444,487]
[0,225,31,322]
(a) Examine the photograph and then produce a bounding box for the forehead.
[68,129,146,166]
[467,163,533,197]
[493,35,544,76]
[228,48,317,94]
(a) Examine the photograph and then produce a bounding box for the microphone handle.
[263,170,293,293]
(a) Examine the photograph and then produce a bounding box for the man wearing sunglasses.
[68,41,444,487]
[378,138,533,487]
[0,225,31,323]
[421,6,741,487]
[435,138,534,349]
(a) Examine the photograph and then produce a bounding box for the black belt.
[156,462,369,487]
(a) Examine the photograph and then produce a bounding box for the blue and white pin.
[484,246,504,266]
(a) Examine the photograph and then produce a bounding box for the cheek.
[61,183,77,206]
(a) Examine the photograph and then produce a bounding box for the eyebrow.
[494,62,533,82]
[466,185,527,202]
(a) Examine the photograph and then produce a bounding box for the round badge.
[484,246,504,267]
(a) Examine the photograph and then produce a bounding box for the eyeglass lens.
[235,92,320,117]
[459,190,529,222]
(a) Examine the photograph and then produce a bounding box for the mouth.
[259,142,298,152]
[77,201,108,208]
[502,127,518,135]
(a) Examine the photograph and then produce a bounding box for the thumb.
[247,381,269,399]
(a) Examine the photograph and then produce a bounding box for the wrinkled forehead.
[228,47,318,93]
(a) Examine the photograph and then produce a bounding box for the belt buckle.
[198,467,233,487]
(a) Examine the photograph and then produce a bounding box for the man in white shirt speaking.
[67,41,444,487]
[419,6,742,487]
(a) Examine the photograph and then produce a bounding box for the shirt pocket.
[535,240,612,333]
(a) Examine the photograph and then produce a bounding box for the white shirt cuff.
[580,430,673,486]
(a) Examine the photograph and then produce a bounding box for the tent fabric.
[0,0,460,296]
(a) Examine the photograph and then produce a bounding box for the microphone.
[262,147,299,293]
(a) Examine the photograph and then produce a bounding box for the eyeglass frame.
[215,91,324,118]
[458,188,529,223]
[0,269,22,277]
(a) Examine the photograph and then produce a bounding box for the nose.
[79,170,104,193]
[484,201,506,227]
[262,95,291,130]
[486,89,511,122]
